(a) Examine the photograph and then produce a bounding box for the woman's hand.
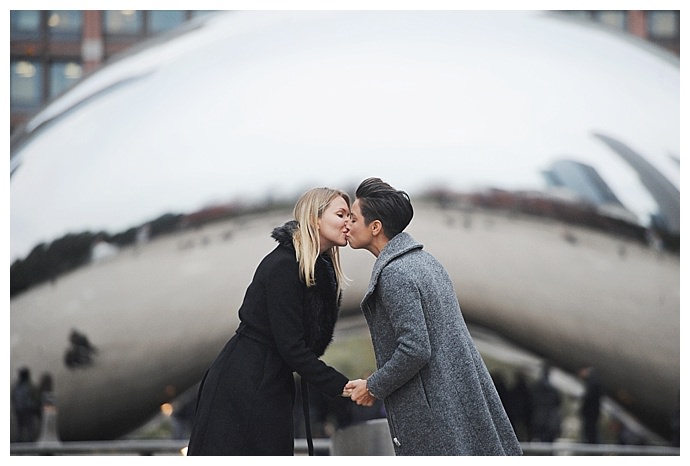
[345,379,376,407]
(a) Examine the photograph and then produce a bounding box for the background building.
[10,10,216,133]
[9,10,680,134]
[563,10,680,55]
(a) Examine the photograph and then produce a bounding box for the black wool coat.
[187,221,348,455]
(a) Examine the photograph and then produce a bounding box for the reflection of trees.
[11,232,95,297]
[11,199,294,298]
[13,188,678,299]
[426,188,680,253]
[9,200,281,298]
[11,213,181,297]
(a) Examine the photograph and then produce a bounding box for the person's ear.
[370,220,383,236]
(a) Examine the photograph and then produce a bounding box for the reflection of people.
[38,373,56,408]
[345,178,522,456]
[134,224,151,254]
[64,329,96,368]
[507,372,533,442]
[37,372,59,443]
[578,366,602,444]
[11,367,40,442]
[187,188,352,456]
[531,364,561,442]
[171,396,196,441]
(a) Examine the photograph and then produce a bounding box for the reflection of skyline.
[593,132,680,234]
[543,159,625,207]
[542,158,638,225]
[539,130,682,237]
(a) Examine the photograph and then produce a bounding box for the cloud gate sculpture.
[10,11,679,442]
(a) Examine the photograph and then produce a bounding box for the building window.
[10,60,43,108]
[47,11,82,40]
[10,10,42,41]
[104,10,144,36]
[647,11,679,39]
[49,61,83,98]
[148,10,187,34]
[593,11,628,31]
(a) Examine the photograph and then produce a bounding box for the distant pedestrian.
[507,372,533,442]
[171,396,196,440]
[531,364,561,442]
[11,367,40,442]
[578,366,602,444]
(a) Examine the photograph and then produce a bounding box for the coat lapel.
[361,233,423,308]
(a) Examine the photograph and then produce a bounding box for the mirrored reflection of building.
[544,159,625,207]
[9,10,680,133]
[10,10,216,132]
[543,159,637,224]
[562,10,680,55]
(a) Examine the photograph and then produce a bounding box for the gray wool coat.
[362,233,522,456]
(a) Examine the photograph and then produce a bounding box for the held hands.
[343,379,376,407]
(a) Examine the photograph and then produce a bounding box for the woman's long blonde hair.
[293,187,350,292]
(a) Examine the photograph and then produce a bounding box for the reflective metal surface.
[10,11,678,441]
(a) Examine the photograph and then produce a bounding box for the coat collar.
[271,220,298,247]
[363,232,423,304]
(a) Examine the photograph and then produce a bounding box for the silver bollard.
[37,395,61,445]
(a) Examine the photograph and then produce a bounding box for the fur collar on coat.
[271,221,340,357]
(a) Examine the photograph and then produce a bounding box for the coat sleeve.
[367,266,432,399]
[265,254,348,397]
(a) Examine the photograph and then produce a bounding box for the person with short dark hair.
[345,177,522,455]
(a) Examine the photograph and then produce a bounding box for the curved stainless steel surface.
[10,11,678,441]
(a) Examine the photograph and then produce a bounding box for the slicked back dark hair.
[355,177,414,239]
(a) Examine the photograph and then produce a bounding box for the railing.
[519,441,679,456]
[10,439,678,456]
[9,439,332,456]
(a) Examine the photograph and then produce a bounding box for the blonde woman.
[187,188,351,455]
